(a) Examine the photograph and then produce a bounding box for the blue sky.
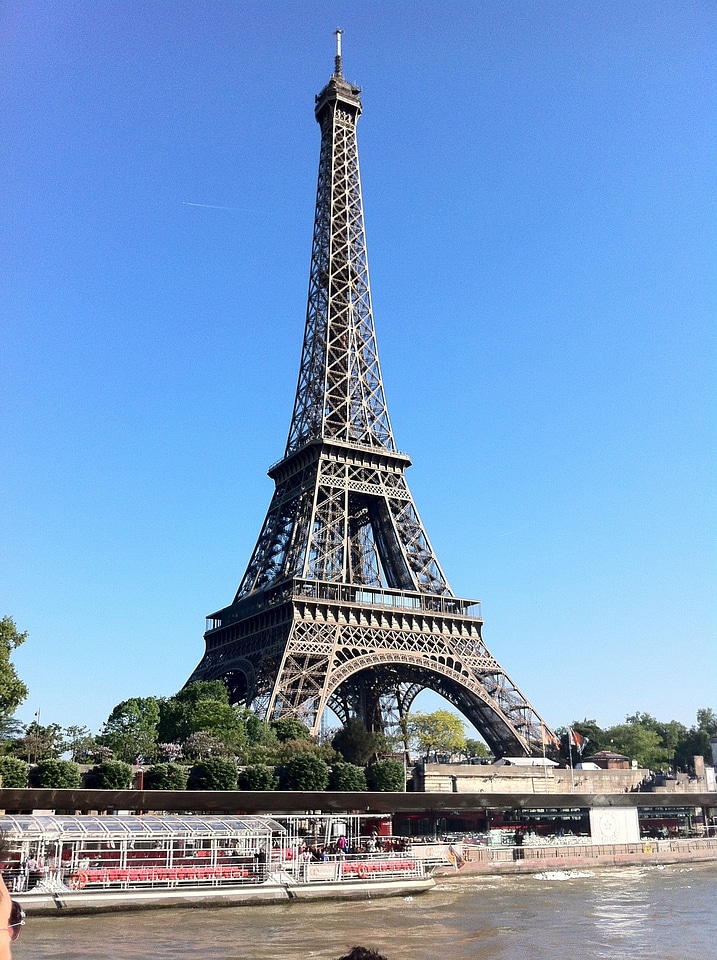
[2,1,715,738]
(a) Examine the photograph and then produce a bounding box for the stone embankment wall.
[416,763,647,794]
[434,837,717,877]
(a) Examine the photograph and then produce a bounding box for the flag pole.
[568,728,575,791]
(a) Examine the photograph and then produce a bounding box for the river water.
[17,862,716,960]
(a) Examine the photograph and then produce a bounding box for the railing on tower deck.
[206,579,482,631]
[267,439,413,476]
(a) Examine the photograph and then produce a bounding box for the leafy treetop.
[408,710,466,761]
[0,617,29,720]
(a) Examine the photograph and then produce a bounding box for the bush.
[0,756,28,788]
[367,758,404,791]
[328,761,367,791]
[143,763,188,790]
[187,757,238,790]
[271,717,312,743]
[34,758,81,788]
[240,764,279,791]
[280,753,329,791]
[87,760,133,789]
[332,718,379,765]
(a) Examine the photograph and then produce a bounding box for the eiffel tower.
[188,33,555,758]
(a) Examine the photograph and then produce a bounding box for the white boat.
[1,814,434,914]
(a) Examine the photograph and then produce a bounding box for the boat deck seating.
[68,858,419,888]
[69,865,254,887]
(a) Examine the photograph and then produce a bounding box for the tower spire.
[334,28,343,77]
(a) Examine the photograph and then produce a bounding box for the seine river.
[18,862,716,960]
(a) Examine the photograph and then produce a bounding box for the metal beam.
[2,789,714,815]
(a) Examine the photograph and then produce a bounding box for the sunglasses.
[8,901,25,942]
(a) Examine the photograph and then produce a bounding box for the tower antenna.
[334,28,343,77]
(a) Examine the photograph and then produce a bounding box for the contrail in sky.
[182,201,239,211]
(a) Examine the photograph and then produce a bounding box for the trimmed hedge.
[143,763,188,790]
[34,758,81,788]
[0,756,28,788]
[187,757,238,791]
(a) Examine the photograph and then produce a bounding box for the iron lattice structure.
[188,40,555,758]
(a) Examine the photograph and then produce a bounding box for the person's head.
[335,949,389,960]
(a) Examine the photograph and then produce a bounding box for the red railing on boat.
[69,865,253,888]
[68,858,419,889]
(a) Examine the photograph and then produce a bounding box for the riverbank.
[434,836,717,877]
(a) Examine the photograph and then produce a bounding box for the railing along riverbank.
[441,836,717,876]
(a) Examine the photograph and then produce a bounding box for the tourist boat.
[1,813,434,915]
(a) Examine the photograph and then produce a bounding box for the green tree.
[674,709,717,769]
[158,681,230,742]
[143,763,188,790]
[34,758,81,788]
[12,721,64,762]
[245,716,278,748]
[0,756,28,787]
[463,738,489,760]
[187,757,238,790]
[0,617,29,720]
[62,725,101,763]
[696,708,717,733]
[159,683,247,756]
[332,718,380,766]
[98,697,161,763]
[604,722,664,769]
[408,710,466,761]
[274,738,317,764]
[280,753,329,790]
[240,764,279,791]
[367,758,404,791]
[184,701,247,753]
[272,717,312,743]
[182,731,226,761]
[328,761,367,791]
[243,719,279,765]
[89,760,133,789]
[0,716,24,742]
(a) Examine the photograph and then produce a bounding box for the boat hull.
[16,876,435,915]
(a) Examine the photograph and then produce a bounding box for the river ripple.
[16,862,717,960]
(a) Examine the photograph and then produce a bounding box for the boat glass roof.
[0,815,285,841]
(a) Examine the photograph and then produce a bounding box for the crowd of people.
[292,833,409,863]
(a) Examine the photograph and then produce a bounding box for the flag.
[541,724,560,750]
[569,728,589,755]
